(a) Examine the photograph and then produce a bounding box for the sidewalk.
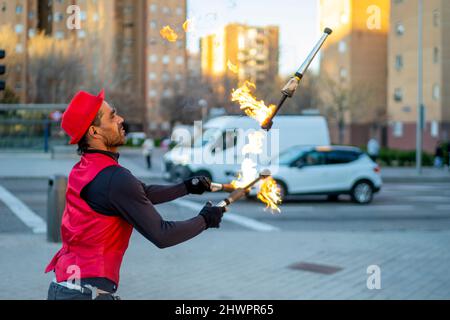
[0,149,163,179]
[1,150,449,183]
[0,229,449,300]
[381,167,450,183]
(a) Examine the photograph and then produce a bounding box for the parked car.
[163,115,330,183]
[260,145,382,204]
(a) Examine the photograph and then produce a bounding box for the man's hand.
[184,176,212,195]
[199,202,226,229]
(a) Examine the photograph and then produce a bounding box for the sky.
[186,0,320,76]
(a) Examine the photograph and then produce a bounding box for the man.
[45,90,225,300]
[142,137,155,169]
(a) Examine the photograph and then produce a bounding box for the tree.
[27,32,85,103]
[0,87,20,104]
[319,73,378,145]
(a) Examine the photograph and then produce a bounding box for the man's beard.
[104,126,126,148]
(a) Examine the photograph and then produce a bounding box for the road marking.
[436,205,450,211]
[0,184,46,234]
[336,205,414,211]
[173,199,280,232]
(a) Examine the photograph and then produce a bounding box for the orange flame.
[257,177,282,213]
[231,81,276,126]
[183,19,194,33]
[227,60,239,74]
[160,26,178,42]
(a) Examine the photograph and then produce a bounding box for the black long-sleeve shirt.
[76,150,206,292]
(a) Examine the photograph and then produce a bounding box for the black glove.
[199,202,225,229]
[184,176,211,195]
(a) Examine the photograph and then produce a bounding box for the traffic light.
[0,49,5,91]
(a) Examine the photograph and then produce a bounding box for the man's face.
[93,102,126,148]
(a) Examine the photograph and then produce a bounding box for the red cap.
[62,89,105,144]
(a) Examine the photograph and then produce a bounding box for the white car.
[265,146,382,204]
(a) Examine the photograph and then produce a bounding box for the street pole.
[416,0,423,174]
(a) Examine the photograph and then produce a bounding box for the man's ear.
[87,126,97,138]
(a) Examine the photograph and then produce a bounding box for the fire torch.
[261,28,333,131]
[215,169,272,208]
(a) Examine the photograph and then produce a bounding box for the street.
[0,150,449,300]
[1,177,450,234]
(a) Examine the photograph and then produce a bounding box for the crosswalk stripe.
[0,184,46,234]
[173,199,280,232]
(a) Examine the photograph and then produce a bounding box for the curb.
[382,176,450,183]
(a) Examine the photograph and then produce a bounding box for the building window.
[15,24,24,34]
[162,55,170,64]
[394,88,403,102]
[77,30,86,39]
[150,20,157,29]
[163,89,172,97]
[55,31,64,39]
[395,55,403,70]
[432,84,440,101]
[54,12,64,22]
[175,56,184,65]
[431,121,439,138]
[150,4,157,12]
[176,7,183,16]
[395,23,405,36]
[149,54,158,63]
[393,122,403,138]
[434,47,439,64]
[15,44,24,53]
[162,72,170,82]
[433,10,440,27]
[162,6,170,14]
[149,90,157,98]
[338,41,347,53]
[339,67,348,79]
[28,29,36,38]
[149,73,157,80]
[16,5,23,14]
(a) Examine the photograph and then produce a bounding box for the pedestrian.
[434,141,443,168]
[367,137,380,163]
[447,142,450,171]
[142,137,155,170]
[45,90,225,300]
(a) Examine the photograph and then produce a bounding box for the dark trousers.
[47,282,120,300]
[145,154,152,169]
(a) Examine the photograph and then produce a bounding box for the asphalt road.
[0,176,449,234]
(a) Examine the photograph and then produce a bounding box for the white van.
[163,115,330,183]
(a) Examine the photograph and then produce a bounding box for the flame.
[160,26,178,42]
[257,177,282,213]
[242,131,265,155]
[231,81,276,126]
[231,158,258,189]
[227,60,239,74]
[183,19,194,33]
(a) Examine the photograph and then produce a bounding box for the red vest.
[45,153,133,286]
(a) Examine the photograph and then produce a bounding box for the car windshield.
[193,128,221,148]
[276,147,309,166]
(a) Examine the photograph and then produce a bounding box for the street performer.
[45,90,225,300]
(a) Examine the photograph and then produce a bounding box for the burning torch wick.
[216,169,272,208]
[261,27,333,131]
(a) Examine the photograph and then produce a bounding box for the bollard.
[47,175,67,243]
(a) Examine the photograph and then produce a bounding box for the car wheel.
[327,195,339,202]
[276,181,288,202]
[170,166,191,183]
[351,181,374,204]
